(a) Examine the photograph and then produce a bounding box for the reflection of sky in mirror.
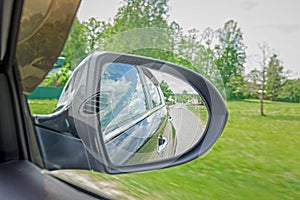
[148,68,197,94]
[100,63,147,133]
[100,63,134,128]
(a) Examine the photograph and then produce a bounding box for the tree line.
[45,0,300,106]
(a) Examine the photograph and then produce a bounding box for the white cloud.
[240,1,259,11]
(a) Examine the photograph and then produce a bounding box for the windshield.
[27,0,300,199]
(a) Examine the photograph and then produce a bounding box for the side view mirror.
[34,52,227,174]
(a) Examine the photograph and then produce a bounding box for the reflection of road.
[169,103,205,154]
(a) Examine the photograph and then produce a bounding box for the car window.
[142,68,162,108]
[100,62,148,133]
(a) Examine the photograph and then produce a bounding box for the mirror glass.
[99,62,209,166]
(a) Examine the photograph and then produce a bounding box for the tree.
[214,20,247,99]
[266,54,285,100]
[61,18,88,68]
[245,69,261,98]
[42,64,72,87]
[98,0,179,62]
[176,27,226,97]
[256,42,274,116]
[83,17,107,54]
[278,79,300,102]
[176,90,189,103]
[159,81,174,101]
[227,74,247,99]
[177,29,200,62]
[113,0,169,31]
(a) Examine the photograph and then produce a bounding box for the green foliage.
[227,74,247,99]
[245,48,298,104]
[266,54,285,100]
[42,64,71,87]
[214,20,246,99]
[113,0,169,30]
[159,80,174,101]
[83,17,109,53]
[176,90,189,103]
[170,21,247,100]
[278,79,300,102]
[245,69,261,98]
[59,1,296,103]
[99,0,174,57]
[61,18,88,67]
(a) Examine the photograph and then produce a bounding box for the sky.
[77,0,300,78]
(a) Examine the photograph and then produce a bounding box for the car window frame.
[137,66,163,110]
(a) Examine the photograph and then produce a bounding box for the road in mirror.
[100,62,208,166]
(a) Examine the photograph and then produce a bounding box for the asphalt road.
[169,103,207,155]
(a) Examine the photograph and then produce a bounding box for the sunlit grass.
[28,99,57,114]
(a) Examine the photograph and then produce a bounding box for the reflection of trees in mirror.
[159,80,175,103]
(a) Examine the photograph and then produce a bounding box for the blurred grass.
[29,99,300,199]
[28,99,57,114]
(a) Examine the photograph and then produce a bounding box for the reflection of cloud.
[240,1,259,11]
[100,77,131,125]
[101,69,147,133]
[261,24,300,34]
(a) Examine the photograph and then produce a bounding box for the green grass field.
[28,99,57,114]
[29,99,300,199]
